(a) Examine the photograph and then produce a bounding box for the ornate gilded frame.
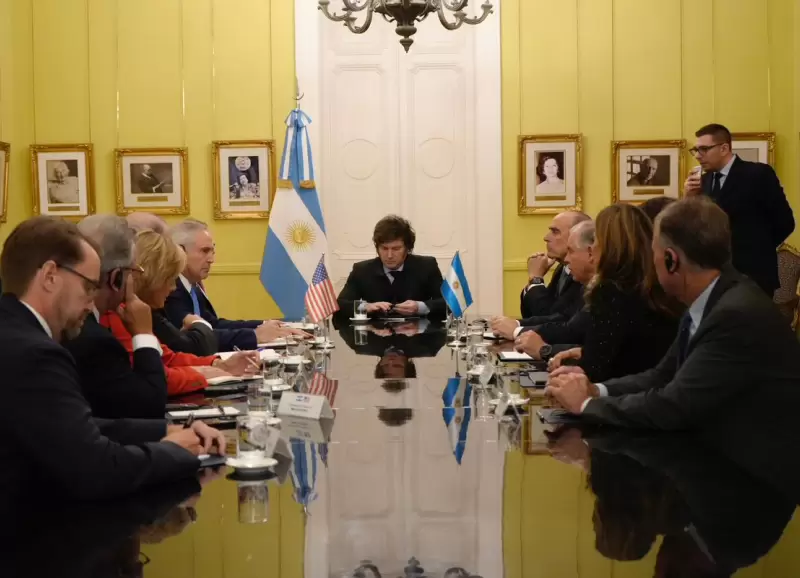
[30,143,95,219]
[611,139,686,204]
[0,141,9,223]
[212,140,277,220]
[114,147,190,215]
[731,132,776,166]
[518,134,583,215]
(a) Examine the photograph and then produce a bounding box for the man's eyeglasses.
[689,143,723,156]
[57,264,102,294]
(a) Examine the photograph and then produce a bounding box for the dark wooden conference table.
[15,319,800,577]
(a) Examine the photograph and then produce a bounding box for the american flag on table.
[308,371,338,408]
[304,255,339,323]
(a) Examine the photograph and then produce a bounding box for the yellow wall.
[501,0,800,316]
[0,0,294,320]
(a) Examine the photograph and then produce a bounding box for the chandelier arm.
[437,3,465,30]
[459,1,493,25]
[340,0,371,12]
[318,1,350,22]
[343,4,375,34]
[442,0,469,11]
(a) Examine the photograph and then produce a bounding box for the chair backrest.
[774,244,800,329]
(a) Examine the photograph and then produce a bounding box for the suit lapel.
[685,267,741,353]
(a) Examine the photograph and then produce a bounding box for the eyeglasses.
[689,143,723,156]
[57,264,102,294]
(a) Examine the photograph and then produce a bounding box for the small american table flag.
[305,255,339,323]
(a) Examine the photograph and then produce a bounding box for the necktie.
[190,285,201,316]
[711,172,722,197]
[676,312,693,367]
[556,271,570,296]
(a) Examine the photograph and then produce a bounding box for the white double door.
[295,1,503,315]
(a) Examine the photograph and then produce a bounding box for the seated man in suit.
[337,215,445,318]
[165,218,300,351]
[546,197,800,429]
[491,211,591,339]
[0,216,225,514]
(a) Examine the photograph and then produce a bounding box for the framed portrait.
[519,134,582,215]
[0,142,8,223]
[612,140,686,204]
[31,144,95,218]
[115,148,189,215]
[731,132,775,166]
[212,140,276,219]
[521,414,550,456]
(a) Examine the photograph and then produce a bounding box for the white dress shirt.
[715,154,737,190]
[580,276,720,412]
[92,305,162,354]
[383,264,430,316]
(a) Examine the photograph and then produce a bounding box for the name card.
[281,416,335,443]
[277,392,334,420]
[479,362,495,386]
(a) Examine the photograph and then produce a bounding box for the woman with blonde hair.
[101,230,256,395]
[517,203,681,382]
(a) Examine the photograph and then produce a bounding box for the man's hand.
[255,323,293,343]
[366,302,393,314]
[367,327,392,337]
[547,347,582,371]
[514,330,546,358]
[527,253,555,279]
[394,322,420,337]
[683,169,703,196]
[190,421,227,455]
[116,275,153,336]
[490,316,519,340]
[392,300,419,316]
[214,351,260,376]
[162,428,203,456]
[182,314,205,331]
[549,365,585,378]
[545,373,594,414]
[546,427,590,471]
[192,365,231,379]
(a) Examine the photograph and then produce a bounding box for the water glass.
[237,481,270,524]
[236,414,271,463]
[354,299,368,319]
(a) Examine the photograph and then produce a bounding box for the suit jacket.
[0,295,199,515]
[519,264,584,322]
[164,280,259,351]
[64,314,168,419]
[702,156,794,294]
[582,268,800,430]
[152,309,217,356]
[523,307,591,346]
[337,254,446,317]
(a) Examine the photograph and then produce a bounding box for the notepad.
[483,331,502,340]
[498,351,534,362]
[217,349,278,362]
[258,339,290,348]
[167,406,241,419]
[284,322,317,331]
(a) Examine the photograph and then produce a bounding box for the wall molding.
[208,262,261,276]
[503,260,528,272]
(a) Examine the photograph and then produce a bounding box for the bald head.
[126,212,167,235]
[545,211,593,261]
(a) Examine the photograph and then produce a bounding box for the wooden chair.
[774,243,800,330]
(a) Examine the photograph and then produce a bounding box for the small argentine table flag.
[441,251,473,318]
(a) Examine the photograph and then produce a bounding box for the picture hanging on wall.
[731,132,775,166]
[612,140,686,204]
[115,148,189,215]
[31,143,95,219]
[212,140,276,220]
[0,141,8,223]
[518,134,582,215]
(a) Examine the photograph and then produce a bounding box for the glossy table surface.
[13,320,800,578]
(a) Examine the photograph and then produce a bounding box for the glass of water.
[237,481,270,524]
[236,414,270,463]
[354,299,368,320]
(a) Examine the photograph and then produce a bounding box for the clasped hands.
[365,300,419,316]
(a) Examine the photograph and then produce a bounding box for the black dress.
[578,281,679,383]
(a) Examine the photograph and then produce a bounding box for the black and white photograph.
[31,144,94,217]
[213,140,275,219]
[732,132,774,166]
[519,135,582,215]
[0,142,8,223]
[115,148,189,215]
[612,140,685,204]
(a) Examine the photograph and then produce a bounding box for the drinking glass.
[237,481,269,524]
[354,299,368,319]
[236,414,270,463]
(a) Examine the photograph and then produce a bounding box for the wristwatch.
[538,344,553,359]
[529,276,545,286]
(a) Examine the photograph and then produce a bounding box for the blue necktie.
[676,312,693,367]
[190,286,201,316]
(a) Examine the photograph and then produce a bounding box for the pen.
[233,346,263,373]
[183,413,196,429]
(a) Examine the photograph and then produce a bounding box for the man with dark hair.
[684,123,794,295]
[336,215,445,317]
[0,216,225,514]
[546,197,800,430]
[640,196,676,222]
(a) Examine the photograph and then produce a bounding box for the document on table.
[217,349,278,362]
[498,351,534,362]
[167,406,241,419]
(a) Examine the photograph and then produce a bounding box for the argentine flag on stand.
[442,377,473,465]
[441,251,473,318]
[260,108,328,320]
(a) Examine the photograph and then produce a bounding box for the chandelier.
[318,0,494,52]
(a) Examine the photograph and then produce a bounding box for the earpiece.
[664,249,678,274]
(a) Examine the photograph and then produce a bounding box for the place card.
[281,416,335,443]
[277,392,334,420]
[498,351,534,362]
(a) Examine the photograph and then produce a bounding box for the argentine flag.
[441,251,473,318]
[442,377,473,465]
[261,109,328,320]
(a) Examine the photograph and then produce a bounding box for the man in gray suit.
[546,197,800,429]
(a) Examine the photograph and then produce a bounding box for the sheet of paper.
[206,376,243,385]
[483,331,502,340]
[528,371,550,383]
[498,351,534,362]
[167,406,241,419]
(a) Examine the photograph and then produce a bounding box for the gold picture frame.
[212,140,277,220]
[31,143,95,219]
[612,140,686,204]
[731,132,775,166]
[0,141,9,223]
[115,148,190,215]
[519,134,583,215]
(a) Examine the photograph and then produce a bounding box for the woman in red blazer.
[101,230,257,396]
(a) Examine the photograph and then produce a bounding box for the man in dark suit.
[546,197,800,429]
[166,219,300,351]
[337,215,445,318]
[684,123,794,295]
[0,216,225,514]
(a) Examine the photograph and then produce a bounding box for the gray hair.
[170,218,209,249]
[126,212,167,234]
[77,214,134,273]
[570,220,595,249]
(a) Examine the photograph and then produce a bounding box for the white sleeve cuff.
[513,326,524,338]
[580,398,592,413]
[132,334,162,355]
[595,383,608,397]
[526,283,545,293]
[191,318,213,330]
[416,302,430,316]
